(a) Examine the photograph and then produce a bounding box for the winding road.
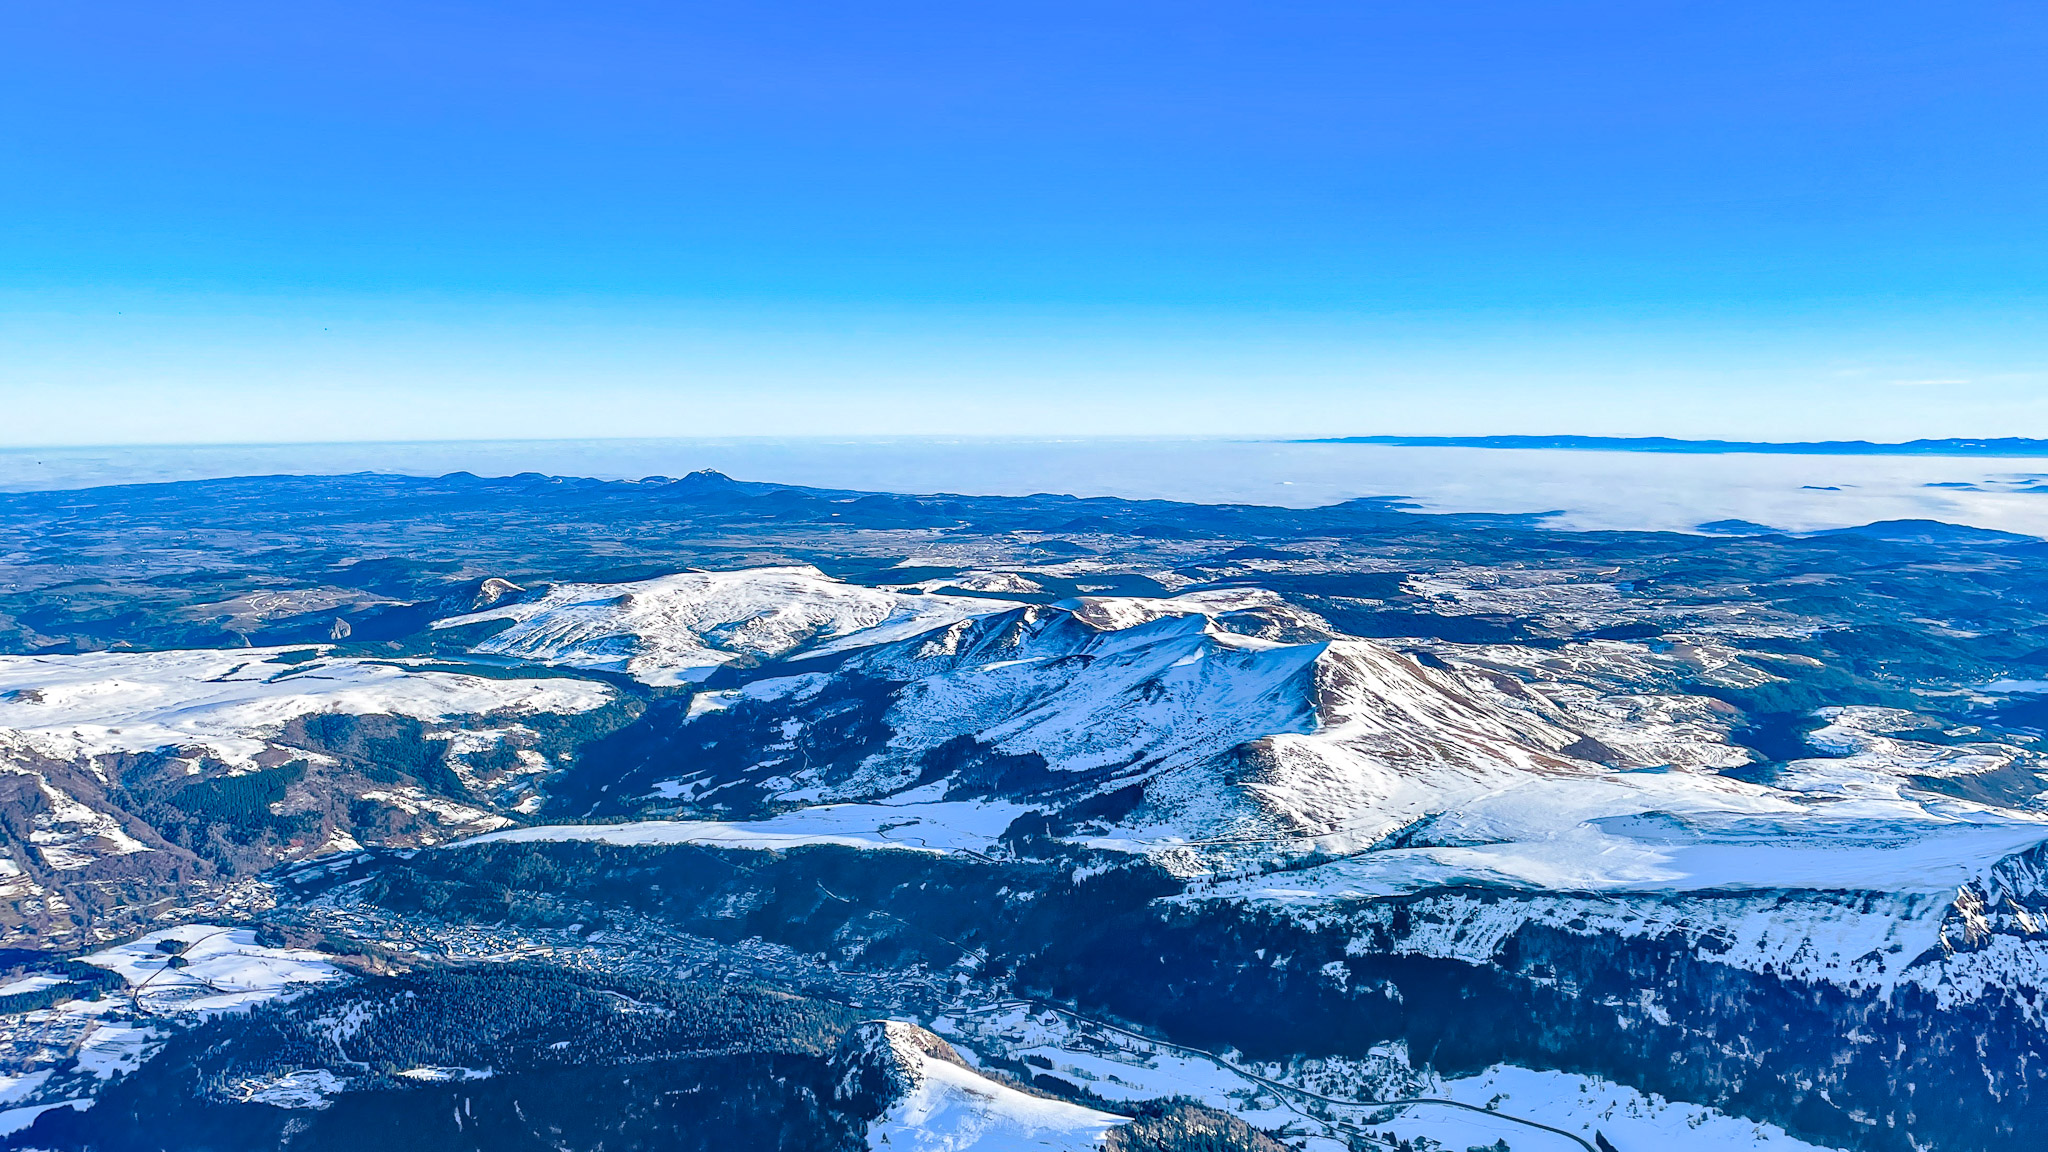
[946,998,1602,1152]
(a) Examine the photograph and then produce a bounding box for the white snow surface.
[830,596,1598,843]
[862,1022,1119,1152]
[460,797,1027,855]
[0,1071,52,1109]
[1786,705,2037,783]
[435,566,1015,685]
[225,1069,349,1109]
[79,926,344,1015]
[1186,774,2048,897]
[8,767,153,871]
[1431,1065,1839,1151]
[934,1006,1842,1152]
[0,975,67,997]
[0,927,348,1132]
[405,576,2048,907]
[0,1100,90,1137]
[396,1066,495,1083]
[70,1022,159,1079]
[0,648,610,765]
[732,593,2048,898]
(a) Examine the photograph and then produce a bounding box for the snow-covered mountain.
[593,589,1592,833]
[0,648,609,767]
[435,566,1015,685]
[834,1021,1119,1152]
[574,581,2048,910]
[518,571,2048,1122]
[0,648,619,947]
[10,460,2048,1152]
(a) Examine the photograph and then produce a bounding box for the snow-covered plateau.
[435,565,1014,685]
[0,647,610,766]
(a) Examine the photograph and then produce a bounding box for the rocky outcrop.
[830,1020,969,1118]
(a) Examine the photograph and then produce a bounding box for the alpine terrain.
[1,469,2044,1152]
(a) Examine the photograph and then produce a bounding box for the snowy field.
[0,927,343,1135]
[75,926,344,1015]
[934,1005,1843,1152]
[459,796,1030,854]
[0,648,611,764]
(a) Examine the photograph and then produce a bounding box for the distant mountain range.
[1309,434,2048,456]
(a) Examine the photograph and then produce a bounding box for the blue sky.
[4,1,2046,443]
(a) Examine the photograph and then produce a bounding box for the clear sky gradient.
[4,2,2046,443]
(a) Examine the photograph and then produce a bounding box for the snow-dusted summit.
[435,566,1016,685]
[834,1020,1118,1152]
[573,583,2048,903]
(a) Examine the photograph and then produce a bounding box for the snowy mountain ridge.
[0,648,611,768]
[560,573,2048,907]
[435,565,1015,685]
[0,649,623,947]
[834,1021,1118,1152]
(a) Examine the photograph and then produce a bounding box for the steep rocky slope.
[0,648,628,947]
